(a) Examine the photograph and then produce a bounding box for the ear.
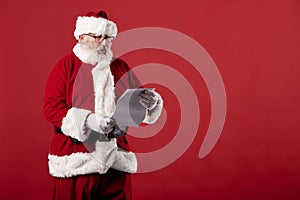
[78,35,85,43]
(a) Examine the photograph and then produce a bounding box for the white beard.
[73,43,113,66]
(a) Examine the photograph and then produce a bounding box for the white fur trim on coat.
[92,65,115,118]
[61,107,91,142]
[112,149,137,173]
[48,139,137,177]
[143,92,163,124]
[74,16,118,40]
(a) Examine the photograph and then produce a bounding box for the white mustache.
[96,45,108,52]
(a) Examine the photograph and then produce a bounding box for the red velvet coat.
[44,52,140,157]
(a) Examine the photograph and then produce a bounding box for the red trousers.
[52,169,132,200]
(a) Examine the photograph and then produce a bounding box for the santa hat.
[74,11,118,40]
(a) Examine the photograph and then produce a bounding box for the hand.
[86,114,116,133]
[99,117,116,133]
[139,90,158,110]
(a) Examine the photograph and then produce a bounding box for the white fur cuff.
[143,92,163,124]
[61,107,91,142]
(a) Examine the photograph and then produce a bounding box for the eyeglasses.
[84,34,115,43]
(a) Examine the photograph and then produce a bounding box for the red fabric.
[72,63,95,112]
[43,52,141,156]
[85,11,108,19]
[52,169,132,200]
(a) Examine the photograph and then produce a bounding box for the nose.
[100,38,107,46]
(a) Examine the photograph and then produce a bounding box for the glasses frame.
[84,34,115,43]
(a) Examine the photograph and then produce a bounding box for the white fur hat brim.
[74,16,118,40]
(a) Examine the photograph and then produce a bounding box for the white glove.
[86,113,115,133]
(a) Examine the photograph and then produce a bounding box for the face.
[78,34,113,54]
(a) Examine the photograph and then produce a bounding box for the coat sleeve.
[43,57,91,141]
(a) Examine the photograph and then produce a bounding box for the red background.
[1,0,300,199]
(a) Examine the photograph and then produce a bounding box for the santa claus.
[43,11,163,200]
